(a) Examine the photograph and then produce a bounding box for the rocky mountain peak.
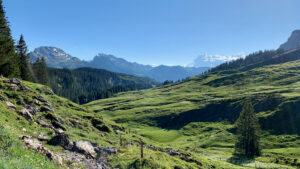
[279,30,300,51]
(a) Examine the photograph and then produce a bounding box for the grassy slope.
[0,77,212,169]
[87,57,300,168]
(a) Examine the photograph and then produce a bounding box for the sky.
[4,0,300,66]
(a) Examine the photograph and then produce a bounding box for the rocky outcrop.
[5,101,16,110]
[280,30,300,51]
[33,132,48,141]
[17,109,34,121]
[20,135,63,166]
[73,141,97,158]
[48,134,73,149]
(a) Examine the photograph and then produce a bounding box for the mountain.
[86,48,300,168]
[48,67,159,104]
[279,30,300,51]
[30,47,209,82]
[30,47,88,69]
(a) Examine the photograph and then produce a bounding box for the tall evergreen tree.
[16,34,32,81]
[32,57,49,85]
[0,0,20,77]
[235,101,261,158]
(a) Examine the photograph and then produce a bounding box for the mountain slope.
[30,47,88,69]
[280,30,300,51]
[30,47,209,82]
[1,77,222,168]
[86,49,300,168]
[48,67,159,104]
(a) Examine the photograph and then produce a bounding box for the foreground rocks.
[21,135,111,168]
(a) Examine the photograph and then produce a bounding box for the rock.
[0,74,3,78]
[0,96,8,102]
[9,84,19,91]
[25,104,38,115]
[7,78,21,85]
[20,85,32,92]
[5,101,16,110]
[40,106,54,113]
[46,151,63,166]
[34,99,41,106]
[48,134,72,149]
[22,128,27,132]
[16,100,26,106]
[17,109,34,121]
[20,136,48,154]
[46,89,55,95]
[54,128,65,134]
[165,149,180,156]
[94,124,111,133]
[33,132,48,141]
[73,141,97,158]
[101,147,120,155]
[39,120,54,129]
[52,121,66,131]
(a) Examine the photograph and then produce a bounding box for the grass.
[85,59,300,168]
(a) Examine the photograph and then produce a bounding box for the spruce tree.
[32,57,49,85]
[0,0,20,77]
[234,101,261,158]
[16,34,32,81]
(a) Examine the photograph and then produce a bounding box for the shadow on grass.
[227,155,254,166]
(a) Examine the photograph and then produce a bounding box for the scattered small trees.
[235,101,261,158]
[16,34,32,81]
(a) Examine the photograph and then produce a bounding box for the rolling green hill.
[86,49,300,168]
[48,67,160,104]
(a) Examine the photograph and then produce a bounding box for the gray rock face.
[5,101,16,110]
[73,141,97,158]
[17,109,34,121]
[33,132,48,141]
[48,134,73,149]
[280,30,300,51]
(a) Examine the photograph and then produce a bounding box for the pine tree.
[32,57,49,85]
[235,101,261,158]
[16,34,32,81]
[0,0,20,77]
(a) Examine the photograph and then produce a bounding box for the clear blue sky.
[4,0,300,66]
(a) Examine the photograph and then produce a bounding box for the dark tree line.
[0,0,49,85]
[48,67,156,104]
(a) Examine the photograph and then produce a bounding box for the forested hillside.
[87,48,300,168]
[48,67,159,104]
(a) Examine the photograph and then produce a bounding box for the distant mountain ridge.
[30,47,209,82]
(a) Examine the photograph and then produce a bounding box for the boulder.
[54,128,65,135]
[25,104,38,115]
[17,109,34,121]
[46,151,63,166]
[46,89,55,95]
[48,134,72,149]
[7,78,21,85]
[20,135,48,154]
[5,101,16,110]
[34,99,41,106]
[0,96,8,102]
[33,132,48,141]
[40,106,54,113]
[101,147,120,155]
[20,85,32,92]
[73,141,97,158]
[9,84,19,91]
[52,121,66,131]
[39,120,54,129]
[16,100,26,106]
